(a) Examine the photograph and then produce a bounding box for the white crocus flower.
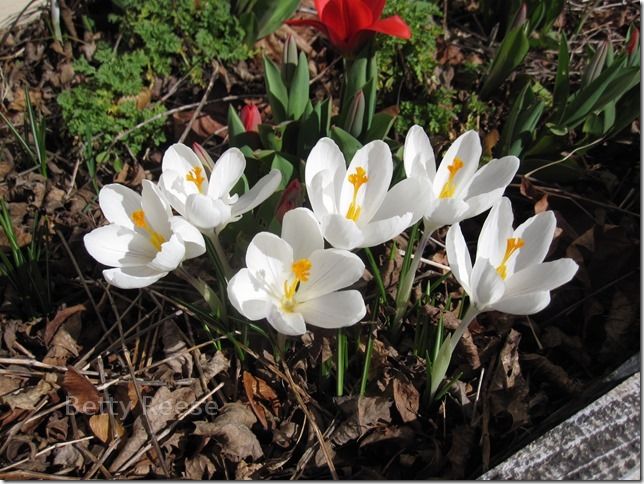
[404,125,520,231]
[427,197,578,400]
[304,138,427,250]
[227,207,366,336]
[394,127,520,326]
[84,181,206,289]
[159,143,281,234]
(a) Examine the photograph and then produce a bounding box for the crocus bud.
[276,179,304,223]
[240,105,261,133]
[345,90,365,138]
[627,27,639,56]
[192,142,215,171]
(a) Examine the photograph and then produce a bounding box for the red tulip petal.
[365,0,386,18]
[286,17,329,37]
[365,15,411,39]
[315,0,331,15]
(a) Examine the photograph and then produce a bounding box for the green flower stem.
[359,327,374,396]
[337,328,347,397]
[363,247,387,303]
[450,304,480,353]
[207,231,233,280]
[391,220,440,338]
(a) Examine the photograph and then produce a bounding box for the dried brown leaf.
[89,413,126,444]
[160,320,192,376]
[53,444,84,468]
[45,304,85,345]
[63,366,101,414]
[184,454,217,479]
[331,396,392,446]
[392,377,419,423]
[2,380,53,410]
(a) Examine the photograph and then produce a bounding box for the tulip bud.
[282,35,299,86]
[276,179,304,223]
[192,142,215,172]
[627,27,639,56]
[582,40,609,87]
[240,104,261,133]
[345,90,365,138]
[509,3,527,31]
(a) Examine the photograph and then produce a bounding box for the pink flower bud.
[192,142,215,171]
[627,27,639,55]
[276,179,304,223]
[240,105,261,133]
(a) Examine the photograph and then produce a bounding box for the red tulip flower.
[288,0,411,55]
[276,179,304,223]
[240,104,261,133]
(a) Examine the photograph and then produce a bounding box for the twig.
[178,65,218,143]
[0,436,93,473]
[104,288,172,478]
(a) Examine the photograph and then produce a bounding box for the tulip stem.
[208,232,233,280]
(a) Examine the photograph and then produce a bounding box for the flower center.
[131,209,165,251]
[438,157,464,199]
[281,258,312,312]
[345,166,368,222]
[496,237,525,280]
[186,166,206,192]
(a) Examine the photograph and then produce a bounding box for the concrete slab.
[1,0,47,29]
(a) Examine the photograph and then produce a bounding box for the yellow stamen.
[282,258,312,312]
[438,157,464,199]
[345,166,368,221]
[496,237,525,280]
[131,209,165,251]
[186,166,206,192]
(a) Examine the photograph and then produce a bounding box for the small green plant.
[111,0,251,83]
[0,200,50,316]
[58,44,167,171]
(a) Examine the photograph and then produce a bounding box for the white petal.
[103,266,166,289]
[148,234,186,272]
[373,177,428,225]
[141,180,172,238]
[170,216,206,259]
[432,130,481,198]
[208,148,246,200]
[446,223,472,294]
[267,305,307,336]
[305,138,346,217]
[163,143,204,175]
[321,214,364,250]
[504,258,578,297]
[464,156,519,199]
[404,125,435,180]
[84,225,155,268]
[98,184,141,230]
[470,258,505,309]
[424,197,470,228]
[308,170,340,219]
[477,197,514,266]
[246,232,293,291]
[513,211,557,271]
[281,208,323,260]
[185,193,229,231]
[227,269,272,320]
[490,291,551,315]
[159,171,188,216]
[231,169,281,217]
[297,249,364,301]
[339,140,393,224]
[298,290,366,329]
[359,213,413,248]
